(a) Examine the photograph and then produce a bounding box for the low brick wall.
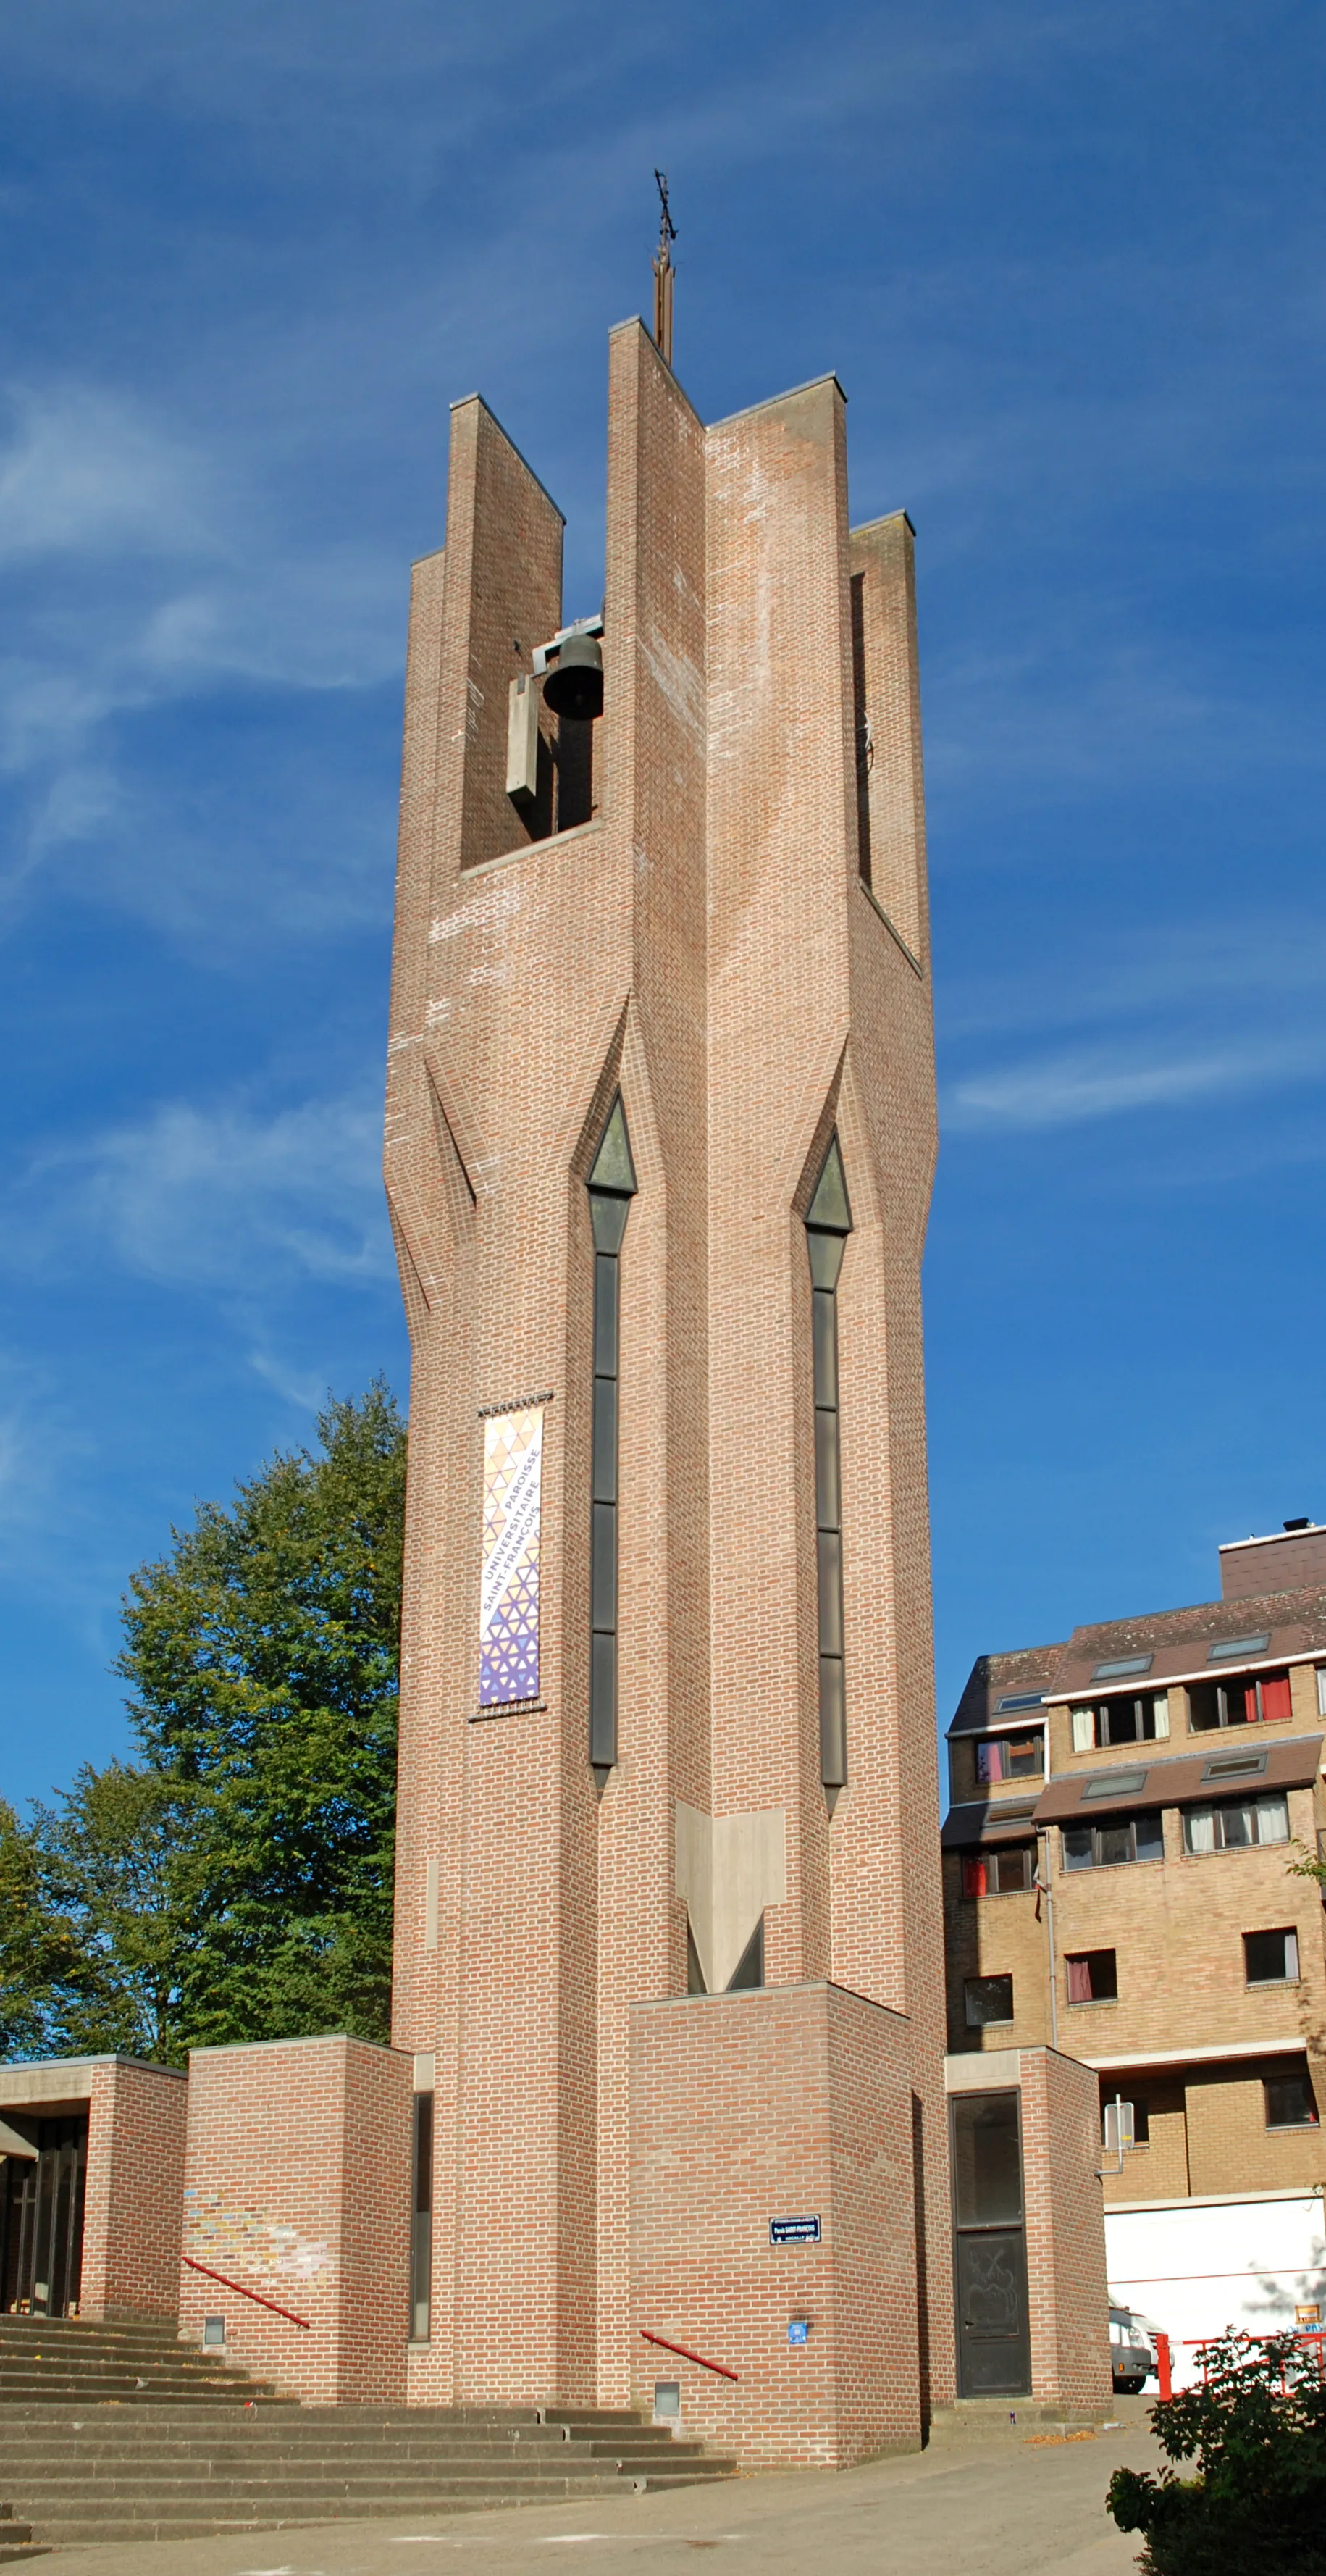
[179,2035,413,2403]
[630,1981,921,2470]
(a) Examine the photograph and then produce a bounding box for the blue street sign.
[769,2215,821,2246]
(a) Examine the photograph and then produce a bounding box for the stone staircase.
[0,2318,735,2546]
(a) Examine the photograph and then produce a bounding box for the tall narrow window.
[409,2091,432,2343]
[805,1134,852,1792]
[587,1095,637,1780]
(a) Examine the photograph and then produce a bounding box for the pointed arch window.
[587,1095,637,1780]
[805,1134,852,1792]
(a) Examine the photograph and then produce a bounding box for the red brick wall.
[179,2036,412,2403]
[80,2058,188,2322]
[1018,2048,1111,2408]
[630,1984,921,2468]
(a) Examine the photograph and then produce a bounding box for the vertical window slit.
[805,1134,852,1794]
[409,2091,433,2343]
[587,1094,637,1781]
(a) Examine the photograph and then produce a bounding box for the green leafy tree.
[1108,2330,1326,2574]
[0,1798,86,2057]
[5,1384,407,2066]
[114,1381,406,2053]
[31,1762,203,2061]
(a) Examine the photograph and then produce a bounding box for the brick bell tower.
[384,319,954,2464]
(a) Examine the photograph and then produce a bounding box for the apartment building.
[942,1520,1326,2378]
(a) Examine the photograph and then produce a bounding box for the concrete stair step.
[0,2358,263,2383]
[0,2438,592,2466]
[0,2504,43,2567]
[12,2459,630,2495]
[926,2401,1111,2450]
[545,2409,651,2428]
[0,2385,280,2406]
[0,2322,179,2346]
[30,2485,647,2545]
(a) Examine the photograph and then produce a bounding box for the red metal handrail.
[184,2255,311,2330]
[640,2328,739,2383]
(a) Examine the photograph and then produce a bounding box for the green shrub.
[1108,2331,1326,2574]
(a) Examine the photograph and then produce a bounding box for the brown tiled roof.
[1046,1584,1326,1699]
[940,1796,1043,1849]
[947,1646,1064,1738]
[949,1586,1326,1733]
[1033,1733,1321,1824]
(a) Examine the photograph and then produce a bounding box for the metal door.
[950,2090,1031,2398]
[1,2116,87,2316]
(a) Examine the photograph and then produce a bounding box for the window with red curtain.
[1259,1670,1293,1722]
[1066,1956,1093,2003]
[975,1740,1004,1784]
[962,1856,988,1898]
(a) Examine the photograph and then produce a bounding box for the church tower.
[384,319,953,2462]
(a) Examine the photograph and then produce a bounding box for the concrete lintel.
[945,2049,1021,2091]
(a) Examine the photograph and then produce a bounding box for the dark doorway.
[950,2090,1031,2398]
[1,2115,88,2317]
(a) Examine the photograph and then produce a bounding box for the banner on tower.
[477,1403,544,1710]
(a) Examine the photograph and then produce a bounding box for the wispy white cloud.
[946,1032,1326,1131]
[0,384,221,564]
[0,377,405,940]
[12,1087,392,1294]
[246,1347,340,1413]
[939,914,1326,1048]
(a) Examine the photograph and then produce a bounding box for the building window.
[1101,2096,1149,2149]
[1317,1665,1326,1720]
[1244,1928,1300,1986]
[587,1095,637,1777]
[965,1973,1015,2028]
[1066,1948,1118,2004]
[976,1733,1044,1783]
[1062,1812,1164,1870]
[962,1847,1034,1897]
[805,1134,852,1792]
[1183,1795,1290,1854]
[409,2091,433,2343]
[1265,2072,1319,2130]
[1188,1669,1293,1731]
[1070,1695,1169,1752]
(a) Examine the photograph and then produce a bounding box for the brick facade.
[381,326,961,2444]
[178,2036,412,2404]
[630,1983,922,2468]
[937,1545,1326,2236]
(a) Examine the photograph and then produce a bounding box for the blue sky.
[1,1,1322,1814]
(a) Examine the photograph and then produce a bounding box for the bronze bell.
[543,632,603,722]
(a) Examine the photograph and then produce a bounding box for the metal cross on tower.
[652,170,676,367]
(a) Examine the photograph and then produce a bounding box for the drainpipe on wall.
[1038,1825,1059,2052]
